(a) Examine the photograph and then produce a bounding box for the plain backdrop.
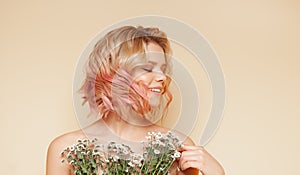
[0,0,299,174]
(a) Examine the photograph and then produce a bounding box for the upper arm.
[183,136,196,146]
[46,136,70,175]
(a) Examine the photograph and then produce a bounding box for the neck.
[102,112,154,138]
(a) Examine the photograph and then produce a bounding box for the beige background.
[1,0,299,174]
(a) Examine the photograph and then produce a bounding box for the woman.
[46,26,225,175]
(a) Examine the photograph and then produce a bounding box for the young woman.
[46,26,225,175]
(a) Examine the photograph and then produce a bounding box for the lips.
[149,87,163,94]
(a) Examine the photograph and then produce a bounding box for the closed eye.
[142,68,152,72]
[141,64,153,72]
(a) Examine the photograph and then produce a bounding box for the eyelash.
[142,68,152,72]
[142,67,168,73]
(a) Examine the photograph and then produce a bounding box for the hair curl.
[80,26,173,120]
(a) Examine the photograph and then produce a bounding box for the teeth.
[150,88,161,93]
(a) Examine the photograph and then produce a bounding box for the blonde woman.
[46,26,225,175]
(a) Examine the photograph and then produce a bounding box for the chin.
[149,96,162,107]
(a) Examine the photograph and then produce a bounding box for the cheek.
[133,73,153,85]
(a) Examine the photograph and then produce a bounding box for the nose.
[154,71,167,82]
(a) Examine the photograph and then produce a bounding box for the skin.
[132,43,168,107]
[46,42,225,175]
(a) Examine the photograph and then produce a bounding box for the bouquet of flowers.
[61,131,182,175]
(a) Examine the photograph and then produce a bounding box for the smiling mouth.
[149,88,162,93]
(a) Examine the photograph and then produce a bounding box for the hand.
[178,145,225,175]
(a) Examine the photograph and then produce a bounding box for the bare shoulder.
[48,130,86,151]
[46,129,86,175]
[169,129,196,146]
[179,133,195,146]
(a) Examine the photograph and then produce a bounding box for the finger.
[180,160,204,171]
[180,152,202,162]
[179,145,205,152]
[180,149,205,157]
[179,152,203,170]
[179,148,203,159]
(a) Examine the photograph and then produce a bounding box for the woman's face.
[133,42,167,107]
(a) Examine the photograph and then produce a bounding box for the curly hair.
[79,26,173,121]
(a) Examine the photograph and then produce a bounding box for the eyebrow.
[148,61,167,67]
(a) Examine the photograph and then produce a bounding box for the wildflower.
[60,151,65,156]
[122,149,129,155]
[69,146,75,151]
[112,155,119,162]
[61,131,183,175]
[148,131,155,136]
[92,149,103,156]
[173,151,181,158]
[154,149,160,154]
[128,161,134,167]
[69,160,75,164]
[155,132,163,139]
[76,147,82,152]
[91,138,98,142]
[158,141,166,147]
